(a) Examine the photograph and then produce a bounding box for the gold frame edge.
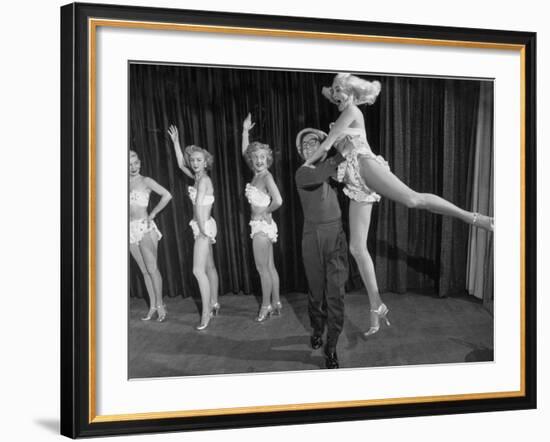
[87,18,527,423]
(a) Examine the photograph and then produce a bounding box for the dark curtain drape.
[371,77,482,295]
[129,64,492,301]
[466,82,494,311]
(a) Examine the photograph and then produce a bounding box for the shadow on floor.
[129,291,494,378]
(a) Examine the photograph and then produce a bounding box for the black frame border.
[60,2,537,438]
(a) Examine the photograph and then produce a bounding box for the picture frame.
[60,1,537,438]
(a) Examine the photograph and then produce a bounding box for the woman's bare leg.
[139,232,163,309]
[348,201,389,334]
[252,234,273,308]
[348,201,383,310]
[206,244,219,307]
[193,237,212,323]
[267,243,280,305]
[359,158,493,231]
[130,242,156,313]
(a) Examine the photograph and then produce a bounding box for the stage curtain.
[466,82,494,310]
[129,65,491,300]
[368,77,483,297]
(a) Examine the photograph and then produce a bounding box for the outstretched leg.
[359,157,493,231]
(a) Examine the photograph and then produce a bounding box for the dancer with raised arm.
[241,113,283,322]
[304,73,494,337]
[168,125,220,331]
[129,150,172,322]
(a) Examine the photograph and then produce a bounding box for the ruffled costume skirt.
[249,219,278,243]
[129,219,162,245]
[336,136,390,203]
[189,218,217,244]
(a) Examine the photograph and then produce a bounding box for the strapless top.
[188,186,215,206]
[333,126,368,142]
[245,183,271,208]
[129,189,150,208]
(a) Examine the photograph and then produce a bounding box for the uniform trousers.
[302,219,348,351]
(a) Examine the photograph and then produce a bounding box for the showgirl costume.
[129,189,162,245]
[188,186,217,243]
[244,183,278,243]
[334,126,390,203]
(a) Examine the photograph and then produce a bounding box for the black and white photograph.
[2,0,545,439]
[59,0,538,439]
[128,63,495,378]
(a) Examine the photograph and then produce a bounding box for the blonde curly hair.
[243,141,273,171]
[322,73,381,106]
[184,145,214,170]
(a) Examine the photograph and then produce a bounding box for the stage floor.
[128,291,493,379]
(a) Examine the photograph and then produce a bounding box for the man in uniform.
[295,128,349,369]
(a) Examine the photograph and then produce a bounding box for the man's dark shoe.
[310,335,323,350]
[324,348,339,369]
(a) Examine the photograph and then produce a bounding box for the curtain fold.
[466,82,494,310]
[129,65,493,302]
[373,78,481,297]
[438,80,481,296]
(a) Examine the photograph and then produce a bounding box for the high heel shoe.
[195,313,211,331]
[256,304,273,322]
[141,307,157,321]
[156,304,167,322]
[210,302,220,317]
[271,301,283,316]
[364,303,390,337]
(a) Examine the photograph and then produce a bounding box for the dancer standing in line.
[304,73,494,337]
[129,150,172,322]
[295,128,351,369]
[168,125,220,330]
[241,113,283,322]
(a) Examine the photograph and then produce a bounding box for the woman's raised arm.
[241,113,256,156]
[168,124,194,179]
